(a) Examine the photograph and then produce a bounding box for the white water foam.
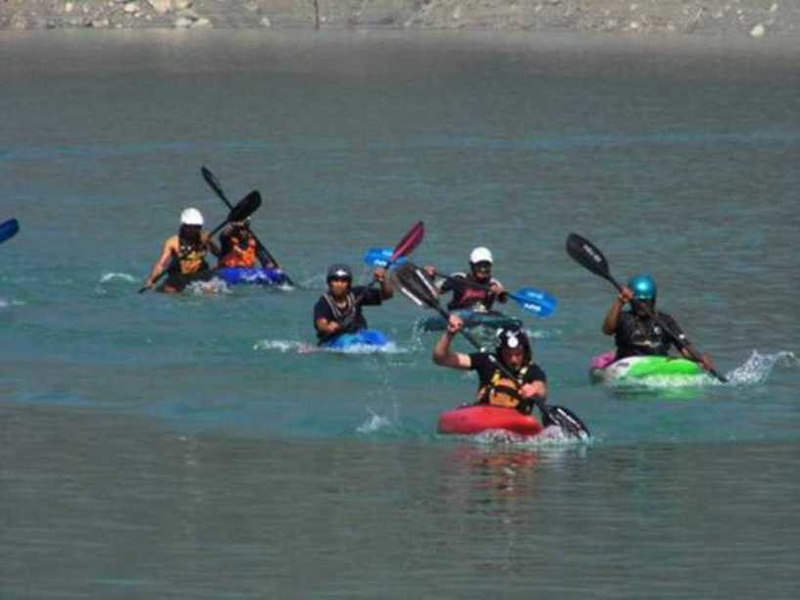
[186,278,230,295]
[252,339,310,353]
[356,410,394,434]
[99,272,137,283]
[725,350,799,385]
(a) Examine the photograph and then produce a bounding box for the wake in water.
[252,338,408,355]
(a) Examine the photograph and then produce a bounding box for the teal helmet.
[628,274,657,302]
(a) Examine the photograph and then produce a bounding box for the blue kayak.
[320,329,391,351]
[215,267,289,286]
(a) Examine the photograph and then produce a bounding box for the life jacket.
[616,312,672,358]
[171,237,209,275]
[321,291,366,334]
[477,366,529,411]
[219,235,257,268]
[447,272,498,311]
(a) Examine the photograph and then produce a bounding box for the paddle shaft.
[201,167,295,286]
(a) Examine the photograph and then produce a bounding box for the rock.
[260,16,272,27]
[148,0,173,14]
[770,3,778,13]
[174,16,194,28]
[90,18,111,28]
[175,0,193,9]
[192,17,212,27]
[123,2,139,13]
[750,22,765,37]
[65,3,74,13]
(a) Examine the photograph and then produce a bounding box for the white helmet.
[469,246,493,264]
[180,207,204,227]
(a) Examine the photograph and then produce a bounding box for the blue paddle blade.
[509,287,557,317]
[362,247,407,269]
[0,218,19,245]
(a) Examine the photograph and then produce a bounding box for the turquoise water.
[1,31,799,597]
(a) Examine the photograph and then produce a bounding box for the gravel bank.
[2,1,800,38]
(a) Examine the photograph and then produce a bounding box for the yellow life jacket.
[174,239,208,275]
[477,366,529,410]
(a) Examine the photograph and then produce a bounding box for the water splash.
[252,339,309,353]
[186,278,230,295]
[725,350,799,385]
[100,272,137,283]
[356,409,394,434]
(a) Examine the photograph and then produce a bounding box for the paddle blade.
[201,166,229,204]
[566,233,616,286]
[542,405,591,440]
[392,263,441,311]
[390,221,424,262]
[229,191,261,222]
[509,287,557,318]
[0,218,19,244]
[363,247,407,269]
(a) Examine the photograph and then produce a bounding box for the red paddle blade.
[390,221,424,262]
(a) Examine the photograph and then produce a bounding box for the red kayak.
[437,404,544,437]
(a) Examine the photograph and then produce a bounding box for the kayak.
[589,350,705,383]
[438,404,544,437]
[418,309,522,332]
[215,267,289,286]
[319,329,391,351]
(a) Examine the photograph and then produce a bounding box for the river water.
[1,31,799,598]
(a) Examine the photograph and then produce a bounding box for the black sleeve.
[440,274,465,294]
[353,286,382,307]
[523,363,547,384]
[313,297,334,323]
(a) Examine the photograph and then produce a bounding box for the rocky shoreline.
[2,1,799,38]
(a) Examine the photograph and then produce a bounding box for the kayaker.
[314,263,393,343]
[142,207,220,293]
[424,247,508,312]
[602,273,716,370]
[433,314,547,415]
[217,219,261,269]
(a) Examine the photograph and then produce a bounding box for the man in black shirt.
[602,273,715,370]
[432,314,546,415]
[314,263,393,344]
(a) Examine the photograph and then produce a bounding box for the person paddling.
[433,314,547,415]
[217,219,262,269]
[602,274,717,371]
[142,208,220,294]
[314,263,393,344]
[425,247,508,312]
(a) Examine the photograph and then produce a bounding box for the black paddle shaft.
[201,166,295,286]
[566,233,727,383]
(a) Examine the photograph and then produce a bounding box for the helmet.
[469,247,493,265]
[628,274,657,302]
[495,326,532,365]
[180,207,204,227]
[326,263,352,282]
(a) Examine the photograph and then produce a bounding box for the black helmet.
[326,263,352,282]
[495,326,532,365]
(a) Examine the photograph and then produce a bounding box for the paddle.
[0,218,19,245]
[138,191,262,293]
[201,166,295,287]
[318,221,425,343]
[392,262,590,440]
[565,232,727,383]
[362,249,557,317]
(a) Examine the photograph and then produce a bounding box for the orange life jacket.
[219,236,257,268]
